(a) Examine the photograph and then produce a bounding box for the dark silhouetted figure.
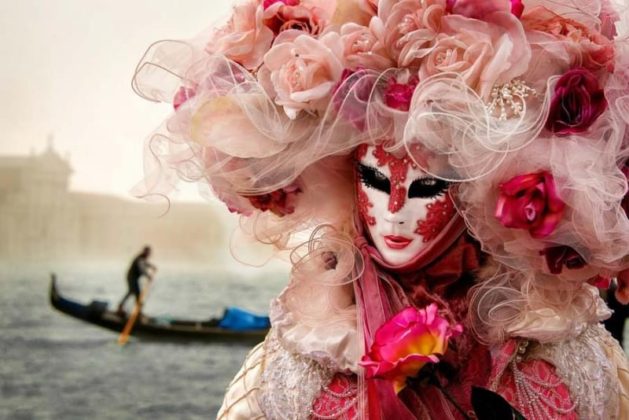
[604,281,628,349]
[117,246,157,314]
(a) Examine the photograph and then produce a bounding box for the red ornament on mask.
[372,145,416,214]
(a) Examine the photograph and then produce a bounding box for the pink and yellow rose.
[260,31,345,119]
[360,304,462,394]
[208,0,274,70]
[495,171,565,239]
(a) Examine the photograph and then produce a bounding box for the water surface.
[0,264,285,419]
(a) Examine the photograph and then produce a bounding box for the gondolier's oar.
[118,275,154,346]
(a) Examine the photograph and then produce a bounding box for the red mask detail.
[372,145,416,213]
[357,184,376,226]
[355,145,376,226]
[415,193,456,242]
[355,144,369,160]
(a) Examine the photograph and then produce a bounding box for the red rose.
[540,245,586,274]
[495,171,565,239]
[384,76,419,112]
[546,67,607,135]
[246,184,301,217]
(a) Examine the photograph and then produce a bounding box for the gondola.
[49,275,269,344]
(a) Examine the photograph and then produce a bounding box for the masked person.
[132,0,629,418]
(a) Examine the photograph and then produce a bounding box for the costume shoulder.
[490,324,629,419]
[218,328,338,420]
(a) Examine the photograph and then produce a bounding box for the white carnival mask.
[355,144,457,266]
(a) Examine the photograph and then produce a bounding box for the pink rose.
[449,0,524,19]
[208,1,274,70]
[546,67,607,135]
[495,171,565,239]
[540,245,586,274]
[340,21,393,71]
[263,0,299,9]
[523,8,615,72]
[360,304,462,394]
[246,184,302,216]
[419,12,530,99]
[263,0,336,35]
[384,75,419,111]
[378,0,446,68]
[260,31,344,119]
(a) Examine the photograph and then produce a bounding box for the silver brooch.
[486,79,537,121]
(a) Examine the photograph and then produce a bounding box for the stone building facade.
[0,143,223,264]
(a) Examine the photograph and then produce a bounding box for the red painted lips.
[383,235,413,250]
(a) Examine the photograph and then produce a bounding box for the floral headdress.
[133,0,629,342]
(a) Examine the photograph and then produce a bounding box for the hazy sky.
[0,0,232,200]
[2,2,626,201]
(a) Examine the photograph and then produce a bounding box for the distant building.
[0,141,223,264]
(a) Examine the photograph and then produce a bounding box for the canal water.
[0,263,286,419]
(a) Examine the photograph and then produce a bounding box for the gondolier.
[117,246,156,314]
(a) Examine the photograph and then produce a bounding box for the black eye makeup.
[408,177,450,199]
[357,163,390,194]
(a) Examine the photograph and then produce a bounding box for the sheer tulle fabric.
[469,265,611,344]
[133,4,629,414]
[272,227,362,372]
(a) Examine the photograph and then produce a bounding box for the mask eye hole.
[408,177,449,199]
[357,163,390,194]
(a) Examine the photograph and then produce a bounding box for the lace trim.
[258,330,334,420]
[531,324,620,419]
[490,339,577,420]
[510,358,576,419]
[311,374,358,420]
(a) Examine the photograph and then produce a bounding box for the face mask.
[355,144,457,266]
